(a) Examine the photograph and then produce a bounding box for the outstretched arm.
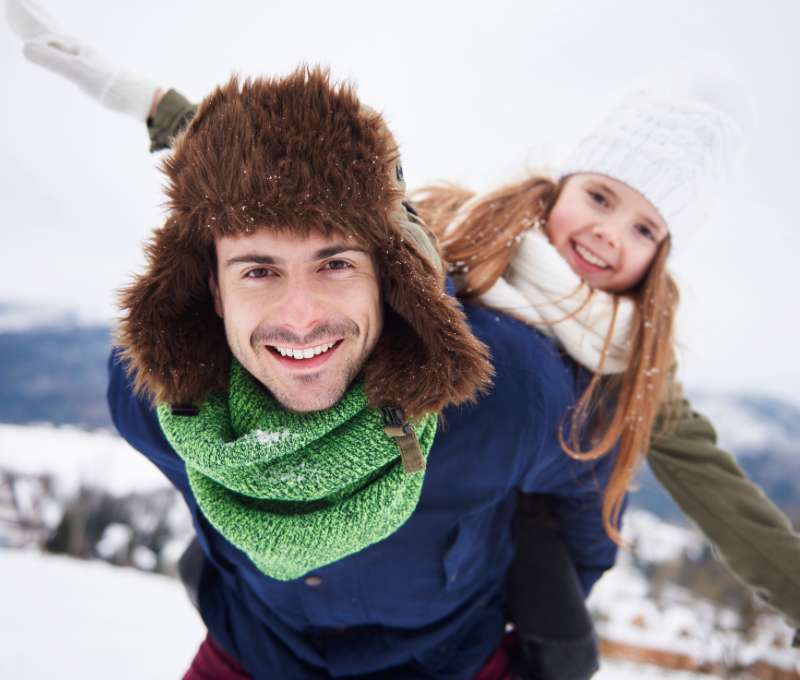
[7,0,165,129]
[650,387,800,635]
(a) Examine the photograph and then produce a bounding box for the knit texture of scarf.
[157,361,437,581]
[479,227,634,374]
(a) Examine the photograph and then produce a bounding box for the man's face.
[211,229,383,412]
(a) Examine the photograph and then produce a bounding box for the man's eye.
[322,260,352,271]
[245,268,273,278]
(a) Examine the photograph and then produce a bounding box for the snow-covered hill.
[2,303,800,516]
[0,310,111,429]
[0,423,167,497]
[0,550,204,679]
[0,423,192,569]
[0,300,105,333]
[1,423,799,677]
[1,306,798,676]
[0,548,727,679]
[630,391,800,521]
[691,392,800,460]
[589,514,800,677]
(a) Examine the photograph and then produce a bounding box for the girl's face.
[546,174,668,292]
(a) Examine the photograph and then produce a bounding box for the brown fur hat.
[117,66,492,419]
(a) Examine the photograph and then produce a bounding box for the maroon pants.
[183,633,511,680]
[182,634,250,680]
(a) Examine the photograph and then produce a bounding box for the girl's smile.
[570,239,611,272]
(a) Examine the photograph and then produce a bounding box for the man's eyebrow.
[224,245,370,269]
[225,254,278,269]
[313,245,371,259]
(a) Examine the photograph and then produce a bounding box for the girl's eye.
[322,260,353,271]
[588,190,608,207]
[636,224,656,242]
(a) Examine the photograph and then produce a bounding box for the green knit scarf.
[157,361,437,580]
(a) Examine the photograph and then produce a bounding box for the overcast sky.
[2,0,799,405]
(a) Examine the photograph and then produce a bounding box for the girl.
[413,78,800,677]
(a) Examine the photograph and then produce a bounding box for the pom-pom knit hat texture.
[117,67,492,418]
[560,71,751,241]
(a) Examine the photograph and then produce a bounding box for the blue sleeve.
[106,348,190,495]
[507,354,621,596]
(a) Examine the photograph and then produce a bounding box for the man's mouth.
[572,241,610,271]
[266,339,343,369]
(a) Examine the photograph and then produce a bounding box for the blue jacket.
[107,302,619,679]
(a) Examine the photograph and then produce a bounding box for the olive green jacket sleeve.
[147,89,197,152]
[649,391,800,629]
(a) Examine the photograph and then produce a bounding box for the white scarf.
[478,227,634,374]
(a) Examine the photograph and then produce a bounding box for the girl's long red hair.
[414,177,679,543]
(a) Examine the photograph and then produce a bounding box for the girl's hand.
[7,0,161,122]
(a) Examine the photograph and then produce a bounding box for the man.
[104,67,617,679]
[10,3,800,677]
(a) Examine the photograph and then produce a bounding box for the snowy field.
[0,423,169,497]
[1,549,723,680]
[0,550,205,679]
[595,661,713,680]
[2,423,798,677]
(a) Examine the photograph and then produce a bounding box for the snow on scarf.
[158,360,437,580]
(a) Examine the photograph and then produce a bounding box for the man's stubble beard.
[245,318,367,413]
[261,352,366,413]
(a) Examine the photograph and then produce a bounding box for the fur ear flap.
[116,220,230,405]
[363,232,494,420]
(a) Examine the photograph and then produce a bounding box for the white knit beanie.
[559,71,752,241]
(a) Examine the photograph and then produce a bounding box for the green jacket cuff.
[147,88,198,152]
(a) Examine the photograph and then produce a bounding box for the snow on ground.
[595,660,714,680]
[2,425,797,677]
[621,510,706,563]
[588,551,800,676]
[1,549,726,680]
[589,559,723,659]
[0,550,724,680]
[0,549,204,680]
[0,423,169,496]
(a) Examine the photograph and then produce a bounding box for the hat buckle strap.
[380,406,426,474]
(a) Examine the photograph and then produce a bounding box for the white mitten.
[5,0,58,40]
[7,1,160,121]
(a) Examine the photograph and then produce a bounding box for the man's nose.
[275,280,325,333]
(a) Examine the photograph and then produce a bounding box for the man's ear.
[209,274,224,318]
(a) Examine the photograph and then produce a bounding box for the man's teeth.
[274,341,337,359]
[575,243,609,269]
